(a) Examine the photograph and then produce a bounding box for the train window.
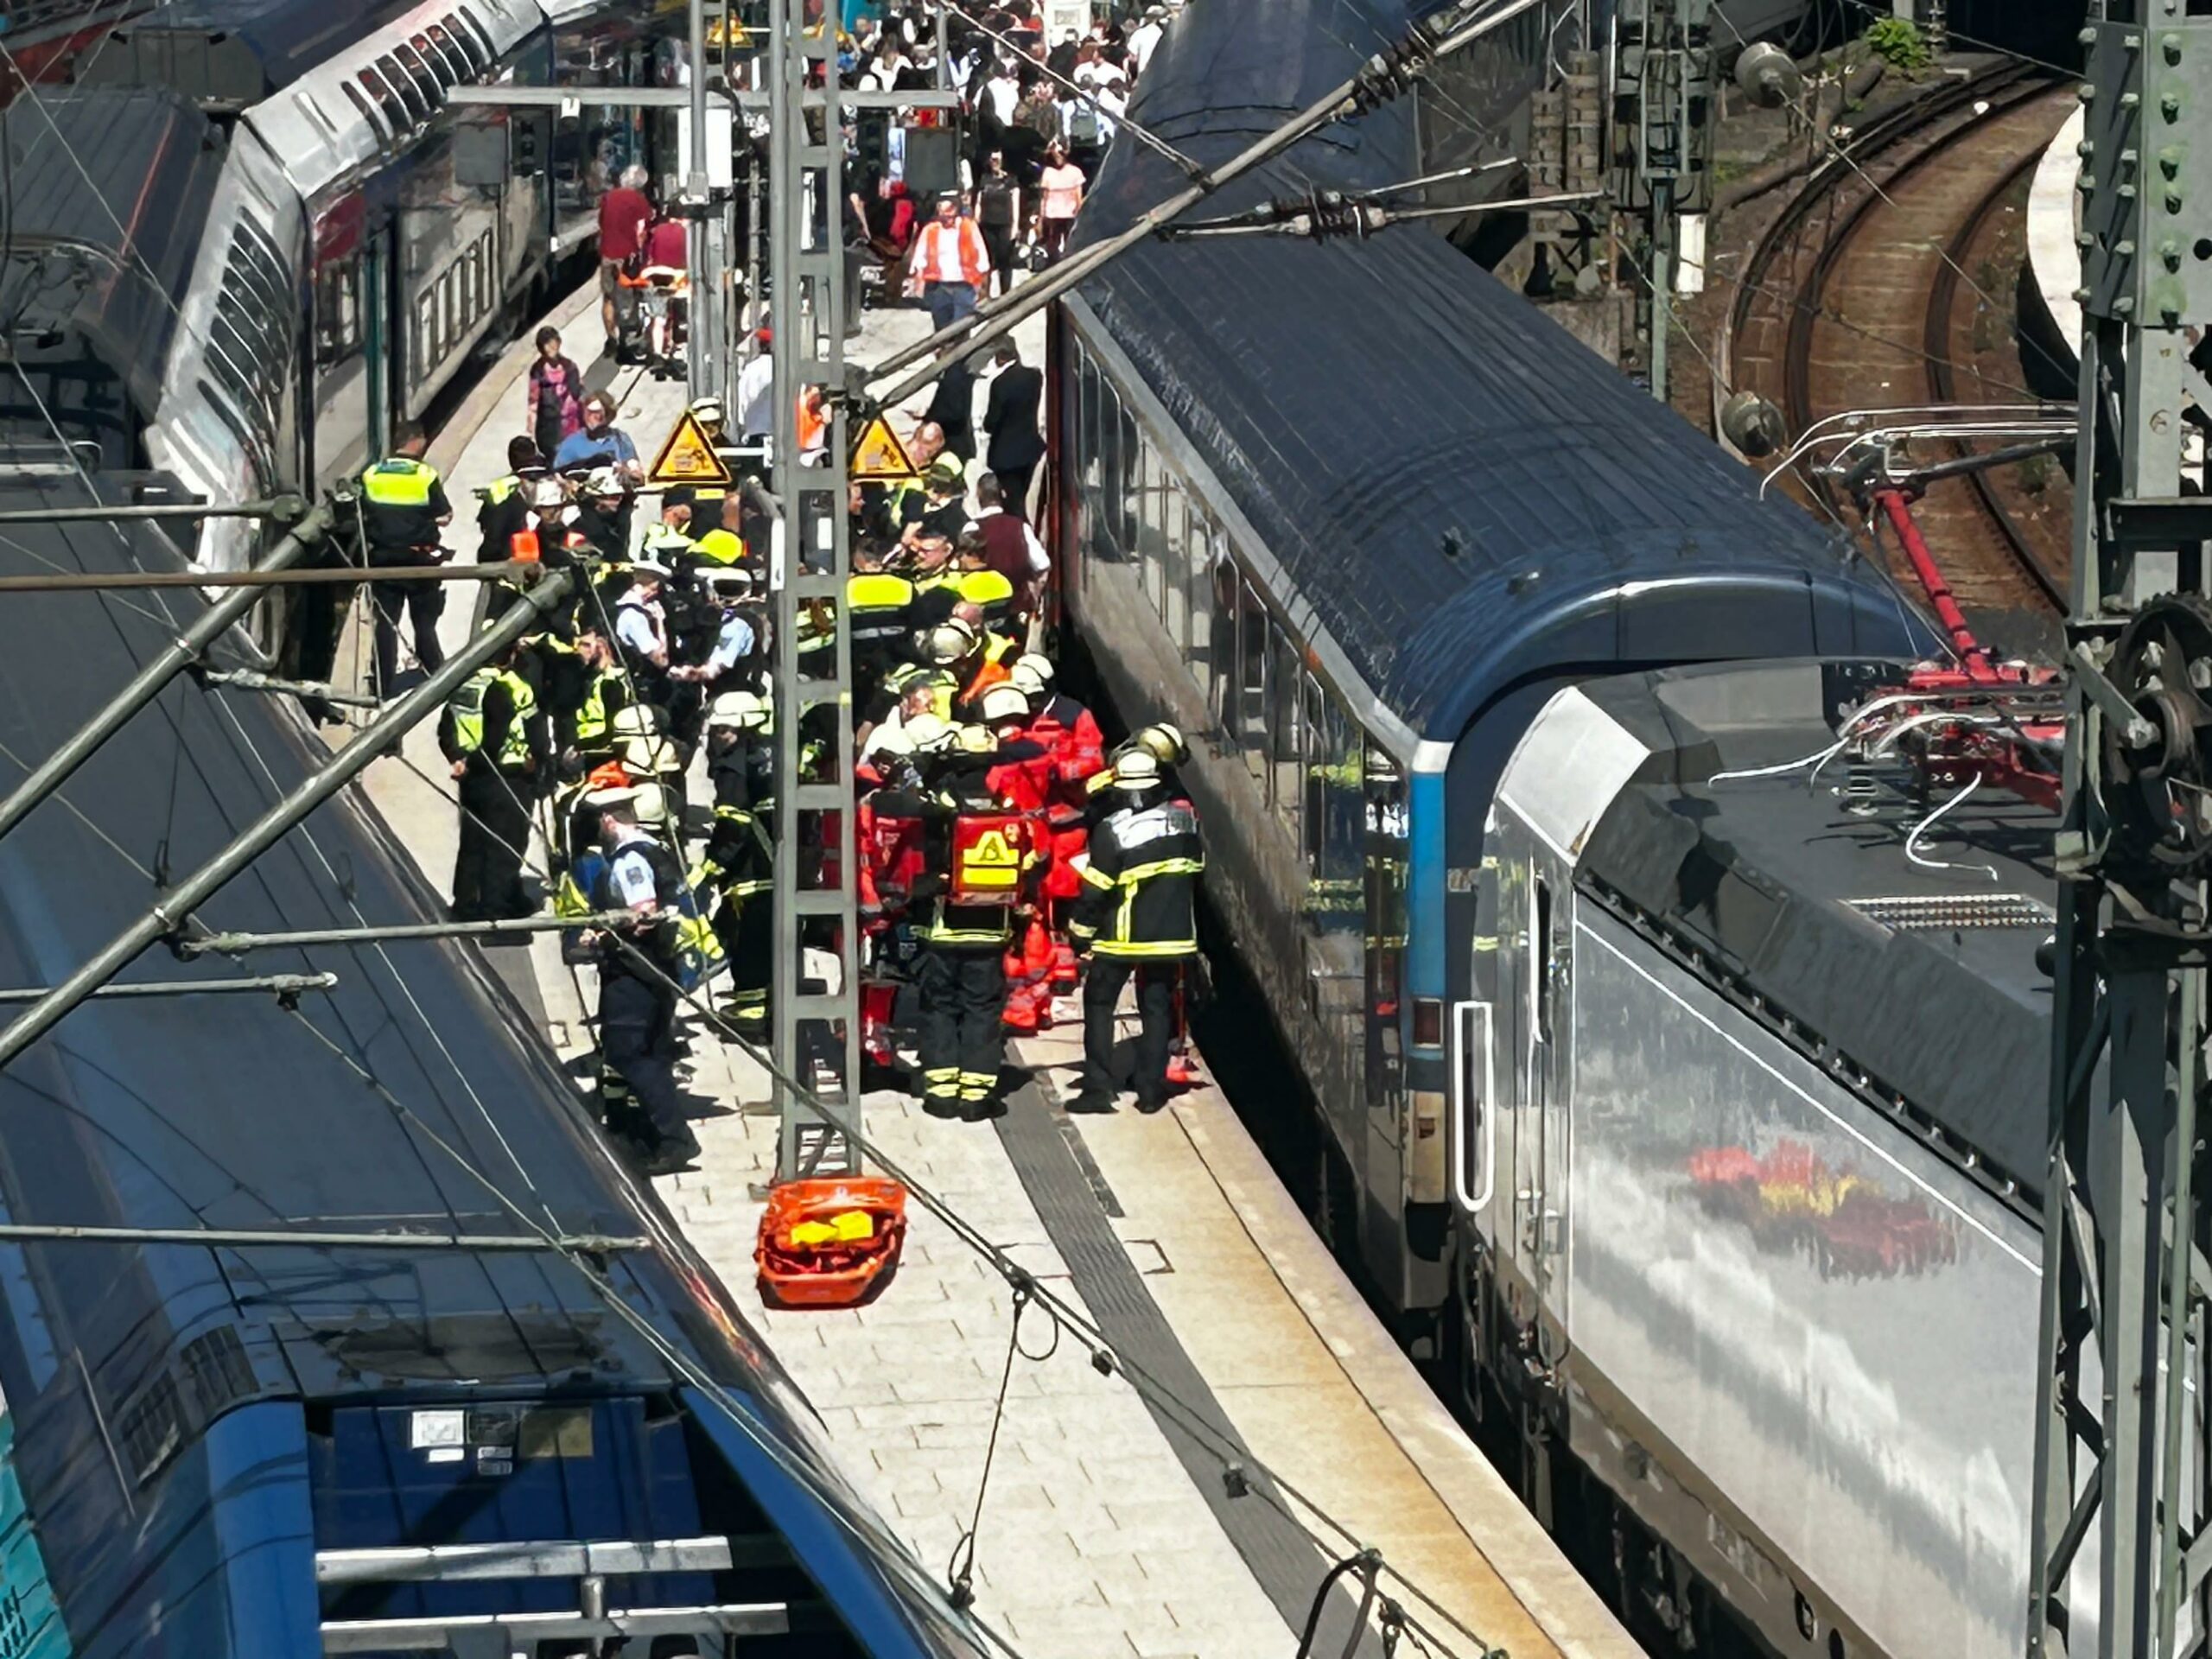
[1205,550,1236,734]
[358,67,409,133]
[314,259,361,365]
[1236,577,1268,784]
[1304,686,1363,934]
[392,41,443,107]
[1365,741,1408,1022]
[415,287,437,387]
[1137,442,1167,616]
[1269,618,1305,834]
[340,80,393,150]
[1532,874,1554,1046]
[421,24,464,80]
[1185,511,1216,685]
[1161,483,1190,652]
[1093,372,1123,561]
[1115,395,1140,554]
[377,51,430,119]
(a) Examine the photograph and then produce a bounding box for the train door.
[1492,821,1571,1335]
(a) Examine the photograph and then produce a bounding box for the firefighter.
[1086,721,1191,819]
[857,620,973,746]
[870,717,1037,1117]
[1067,749,1205,1114]
[582,785,702,1173]
[438,634,547,922]
[700,690,777,1039]
[1011,654,1104,995]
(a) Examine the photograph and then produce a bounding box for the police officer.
[1067,749,1205,1114]
[477,436,543,563]
[438,634,547,921]
[586,786,703,1173]
[700,690,777,1037]
[358,419,452,696]
[674,570,767,699]
[848,541,916,709]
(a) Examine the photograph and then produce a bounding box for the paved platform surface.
[337,281,1635,1659]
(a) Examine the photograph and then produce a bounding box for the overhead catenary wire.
[387,756,1503,1659]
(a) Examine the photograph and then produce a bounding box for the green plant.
[1863,16,1931,71]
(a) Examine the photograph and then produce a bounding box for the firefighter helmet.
[1134,722,1188,764]
[1113,750,1162,790]
[980,684,1030,725]
[903,712,957,753]
[706,690,770,731]
[922,619,977,666]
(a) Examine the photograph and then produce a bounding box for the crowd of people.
[335,0,1197,1177]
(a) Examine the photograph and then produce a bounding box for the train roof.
[0,485,976,1652]
[83,0,435,105]
[1559,661,2054,1203]
[1072,0,1925,746]
[0,89,219,418]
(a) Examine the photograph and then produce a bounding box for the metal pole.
[862,0,1548,407]
[0,496,308,525]
[0,973,336,1004]
[181,913,632,957]
[0,501,334,845]
[746,143,765,342]
[767,0,861,1180]
[200,668,384,709]
[688,0,712,396]
[0,561,532,594]
[0,1223,647,1253]
[1649,177,1671,402]
[0,572,572,1075]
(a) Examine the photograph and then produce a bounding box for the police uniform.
[1069,761,1205,1112]
[595,813,702,1169]
[438,659,545,920]
[359,452,453,693]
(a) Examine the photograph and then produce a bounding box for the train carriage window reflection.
[1135,440,1163,610]
[1114,395,1140,554]
[1237,578,1268,785]
[1364,745,1409,1025]
[1094,373,1123,561]
[1271,621,1306,834]
[414,288,437,389]
[1306,692,1363,935]
[1207,551,1237,736]
[314,259,360,366]
[1186,511,1216,678]
[1162,484,1191,651]
[1077,346,1102,533]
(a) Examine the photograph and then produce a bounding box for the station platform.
[340,281,1635,1659]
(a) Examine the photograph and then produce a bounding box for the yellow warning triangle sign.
[849,414,918,483]
[648,410,734,487]
[969,829,1016,866]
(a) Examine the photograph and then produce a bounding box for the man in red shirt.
[597,165,653,356]
[642,209,686,270]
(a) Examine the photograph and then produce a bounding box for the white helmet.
[1113,750,1161,789]
[609,704,666,739]
[1008,659,1051,698]
[630,781,672,831]
[980,683,1030,724]
[690,396,726,425]
[621,734,682,776]
[707,690,770,731]
[922,619,978,666]
[584,465,625,499]
[1012,652,1054,686]
[868,724,917,758]
[903,712,956,753]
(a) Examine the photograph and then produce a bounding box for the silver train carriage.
[77,0,678,575]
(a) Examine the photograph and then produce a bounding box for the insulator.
[1349,22,1440,115]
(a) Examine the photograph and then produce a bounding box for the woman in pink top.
[524,327,585,465]
[1037,143,1085,260]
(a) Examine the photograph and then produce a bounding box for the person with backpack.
[1059,85,1104,174]
[975,151,1020,296]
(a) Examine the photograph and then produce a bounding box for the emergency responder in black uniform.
[477,436,543,562]
[438,635,547,921]
[848,541,915,711]
[873,721,1045,1116]
[358,419,452,696]
[699,690,777,1037]
[1067,747,1205,1114]
[585,785,702,1173]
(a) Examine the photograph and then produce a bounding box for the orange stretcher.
[755,1176,909,1307]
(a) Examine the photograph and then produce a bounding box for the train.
[0,20,988,1659]
[1048,0,2065,1656]
[49,0,689,578]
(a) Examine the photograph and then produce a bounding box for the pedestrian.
[524,330,586,464]
[1067,748,1204,1113]
[923,352,978,465]
[1037,143,1084,259]
[1127,4,1165,75]
[356,418,451,697]
[554,391,644,483]
[584,786,703,1173]
[440,634,545,921]
[735,327,776,447]
[975,151,1020,296]
[598,166,654,358]
[905,191,989,333]
[969,473,1049,621]
[982,340,1045,514]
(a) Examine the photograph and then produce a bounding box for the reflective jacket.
[359,454,450,556]
[848,572,916,660]
[1071,791,1203,959]
[442,668,538,772]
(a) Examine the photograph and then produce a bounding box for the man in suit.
[982,341,1046,517]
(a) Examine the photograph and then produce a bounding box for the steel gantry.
[2031,3,2212,1655]
[766,0,862,1179]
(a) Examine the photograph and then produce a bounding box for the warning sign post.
[849,414,918,483]
[648,410,736,487]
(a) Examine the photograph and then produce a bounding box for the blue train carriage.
[0,495,988,1658]
[1474,661,2058,1659]
[1051,0,1923,1323]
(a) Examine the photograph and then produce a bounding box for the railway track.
[1725,63,2075,616]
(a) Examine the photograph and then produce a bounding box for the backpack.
[977,176,1014,229]
[1066,101,1100,146]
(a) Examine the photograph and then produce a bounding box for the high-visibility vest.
[848,573,915,651]
[573,666,623,747]
[956,567,1015,627]
[360,455,440,505]
[450,668,537,769]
